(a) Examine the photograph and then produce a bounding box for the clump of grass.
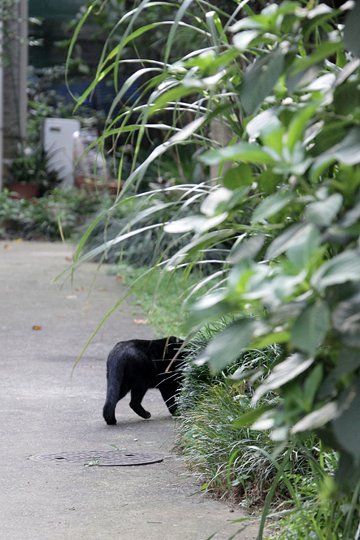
[177,323,283,505]
[271,479,359,540]
[178,380,280,505]
[176,324,341,515]
[178,320,280,413]
[115,263,201,336]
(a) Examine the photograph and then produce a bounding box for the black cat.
[103,336,185,425]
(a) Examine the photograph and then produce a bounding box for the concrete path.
[0,241,258,540]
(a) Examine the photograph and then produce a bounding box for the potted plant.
[6,146,61,199]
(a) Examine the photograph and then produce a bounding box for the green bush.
[179,381,278,504]
[0,188,107,241]
[71,1,360,536]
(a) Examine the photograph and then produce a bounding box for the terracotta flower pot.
[9,183,40,200]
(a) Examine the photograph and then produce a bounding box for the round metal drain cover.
[29,450,164,466]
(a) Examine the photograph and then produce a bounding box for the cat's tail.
[103,357,124,426]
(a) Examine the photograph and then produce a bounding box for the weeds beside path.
[0,240,258,540]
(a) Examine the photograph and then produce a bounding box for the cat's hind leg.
[103,362,124,425]
[159,384,178,415]
[130,385,151,419]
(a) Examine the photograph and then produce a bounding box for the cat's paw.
[144,411,151,419]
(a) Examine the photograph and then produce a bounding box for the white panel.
[43,118,80,186]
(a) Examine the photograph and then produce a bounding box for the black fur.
[103,336,185,425]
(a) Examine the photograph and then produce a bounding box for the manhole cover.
[29,450,164,466]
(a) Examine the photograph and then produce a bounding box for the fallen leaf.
[15,238,23,243]
[116,275,124,282]
[133,319,148,325]
[3,244,10,250]
[66,295,77,300]
[32,325,42,331]
[65,256,73,262]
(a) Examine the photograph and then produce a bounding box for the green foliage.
[0,188,106,240]
[179,381,279,504]
[97,0,359,492]
[115,263,199,336]
[72,0,360,536]
[6,146,61,193]
[271,479,360,540]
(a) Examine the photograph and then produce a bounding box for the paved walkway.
[0,241,258,540]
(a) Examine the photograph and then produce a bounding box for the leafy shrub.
[178,325,282,504]
[179,381,278,504]
[71,0,360,536]
[178,321,281,412]
[0,188,106,240]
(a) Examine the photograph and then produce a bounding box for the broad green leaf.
[286,65,320,93]
[201,187,231,216]
[341,200,360,228]
[189,290,229,326]
[334,81,360,116]
[332,293,360,348]
[266,224,315,260]
[251,331,290,349]
[223,164,253,190]
[304,193,343,227]
[232,405,273,429]
[335,453,360,490]
[251,192,293,224]
[287,103,319,152]
[344,0,360,58]
[289,41,342,75]
[262,126,286,155]
[304,364,323,409]
[185,48,239,73]
[333,382,360,459]
[335,58,360,87]
[332,127,360,166]
[252,353,314,403]
[286,226,321,270]
[291,301,330,357]
[246,109,282,141]
[233,30,259,51]
[198,319,258,371]
[200,142,275,166]
[241,48,285,115]
[242,270,306,306]
[310,154,336,182]
[291,402,338,433]
[311,250,360,290]
[228,235,265,264]
[319,348,360,399]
